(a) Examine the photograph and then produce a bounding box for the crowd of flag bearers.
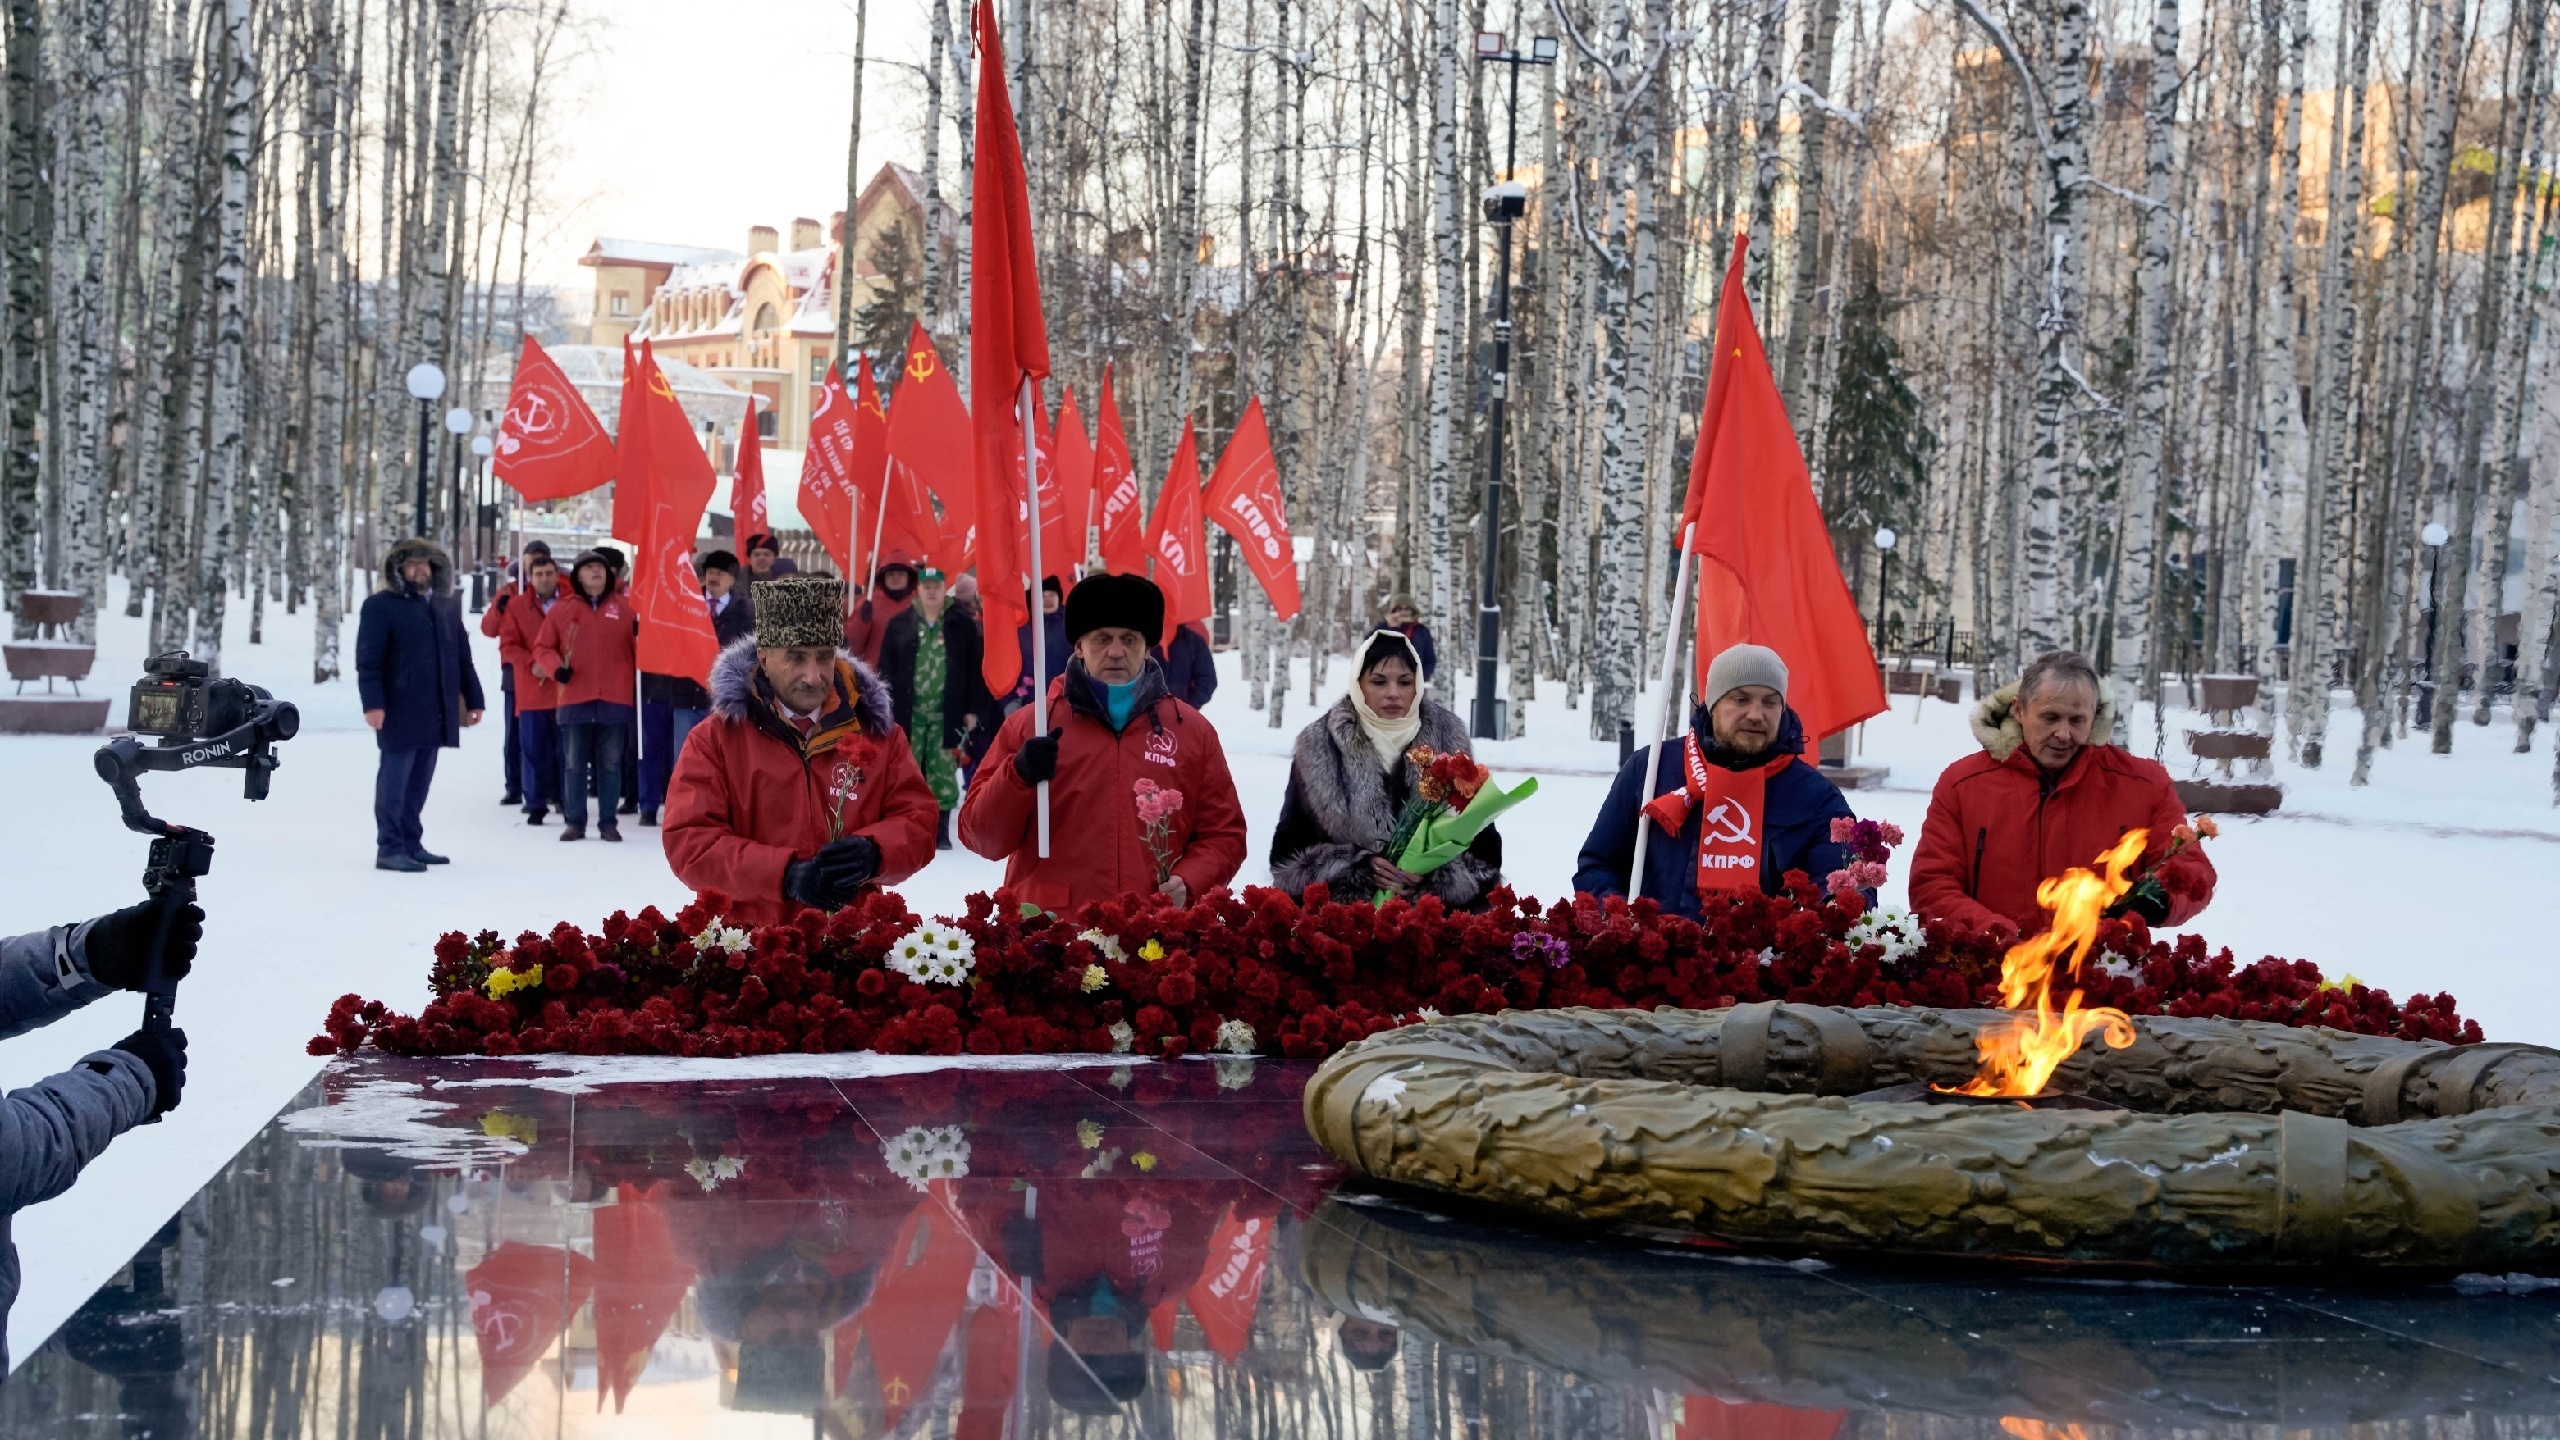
[373,0,2219,950]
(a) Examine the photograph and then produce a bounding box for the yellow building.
[579,163,953,452]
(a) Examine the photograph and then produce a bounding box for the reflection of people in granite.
[61,1217,192,1439]
[662,1183,909,1414]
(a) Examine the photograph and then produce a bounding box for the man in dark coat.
[1574,644,1856,916]
[1151,621,1218,709]
[356,537,486,872]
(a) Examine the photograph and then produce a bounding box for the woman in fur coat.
[1268,630,1502,907]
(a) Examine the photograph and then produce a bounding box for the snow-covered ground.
[3,578,2557,1363]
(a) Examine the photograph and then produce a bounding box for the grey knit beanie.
[1704,643,1788,705]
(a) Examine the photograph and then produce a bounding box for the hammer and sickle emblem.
[906,350,937,384]
[1703,800,1755,847]
[883,1376,913,1404]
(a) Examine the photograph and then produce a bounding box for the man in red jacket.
[479,539,550,804]
[664,575,939,926]
[1910,650,2216,940]
[492,551,564,824]
[958,574,1247,913]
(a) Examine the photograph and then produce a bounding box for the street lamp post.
[470,432,497,606]
[405,363,446,538]
[1468,30,1559,741]
[2418,520,2449,726]
[1871,527,1898,656]
[444,405,475,563]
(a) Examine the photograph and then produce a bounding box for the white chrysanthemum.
[1212,1018,1256,1055]
[1845,907,1924,966]
[1108,1021,1135,1054]
[889,922,976,985]
[693,921,753,955]
[1076,1119,1106,1150]
[1078,929,1130,963]
[881,1124,971,1191]
[1081,964,1109,993]
[684,1154,743,1192]
[1416,1007,1443,1022]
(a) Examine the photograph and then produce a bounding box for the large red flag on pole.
[628,341,721,686]
[855,353,942,580]
[1052,384,1092,581]
[493,335,615,501]
[1093,365,1147,574]
[732,396,769,541]
[1632,236,1886,880]
[970,0,1055,854]
[884,323,975,570]
[1145,418,1213,626]
[798,362,863,576]
[1202,397,1299,621]
[609,338,648,544]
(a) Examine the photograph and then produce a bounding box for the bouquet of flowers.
[1134,779,1184,884]
[1375,747,1540,904]
[1824,817,1905,905]
[2110,814,2218,921]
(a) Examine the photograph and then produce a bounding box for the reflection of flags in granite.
[591,1183,695,1414]
[835,1186,974,1426]
[466,1241,595,1405]
[1676,1397,1846,1440]
[1182,1203,1274,1359]
[954,1265,1024,1440]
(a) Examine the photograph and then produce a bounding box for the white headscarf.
[1348,630,1427,770]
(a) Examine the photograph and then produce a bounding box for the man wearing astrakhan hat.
[663,574,941,926]
[957,573,1248,912]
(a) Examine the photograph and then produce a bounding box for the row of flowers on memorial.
[309,877,2482,1062]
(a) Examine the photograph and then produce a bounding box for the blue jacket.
[355,538,487,751]
[1573,709,1856,917]
[1153,623,1218,710]
[0,921,158,1370]
[1394,621,1438,681]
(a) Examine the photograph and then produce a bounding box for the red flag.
[466,1242,595,1405]
[1202,398,1299,620]
[1094,366,1147,574]
[1052,385,1093,579]
[884,323,975,570]
[953,1286,1024,1440]
[731,396,770,542]
[590,1184,694,1415]
[493,335,614,501]
[857,354,944,576]
[1676,1398,1846,1440]
[842,1192,975,1427]
[799,363,863,575]
[969,0,1052,695]
[1685,235,1887,744]
[1182,1205,1275,1361]
[1145,418,1213,626]
[628,340,720,685]
[609,337,647,544]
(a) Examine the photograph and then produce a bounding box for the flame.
[1999,1421,2094,1440]
[1946,829,2148,1098]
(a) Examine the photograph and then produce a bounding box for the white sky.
[530,0,944,292]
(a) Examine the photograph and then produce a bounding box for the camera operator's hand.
[364,709,385,730]
[83,894,204,993]
[111,1025,188,1118]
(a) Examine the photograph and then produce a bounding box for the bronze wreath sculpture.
[1301,1003,2560,1273]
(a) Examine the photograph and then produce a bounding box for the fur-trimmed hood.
[1290,694,1474,846]
[1971,680,2118,763]
[706,634,894,734]
[379,536,452,595]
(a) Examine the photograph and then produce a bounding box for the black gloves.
[109,1025,189,1118]
[495,592,512,614]
[1013,734,1060,784]
[818,835,881,892]
[2107,876,2172,925]
[551,664,574,684]
[83,895,204,993]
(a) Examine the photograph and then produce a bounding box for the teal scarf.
[1095,677,1140,731]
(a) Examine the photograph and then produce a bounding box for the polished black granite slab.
[8,1054,2560,1437]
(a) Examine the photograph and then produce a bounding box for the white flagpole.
[1022,378,1050,859]
[863,451,892,591]
[1628,523,1697,890]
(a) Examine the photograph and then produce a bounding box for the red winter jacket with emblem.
[1909,686,2216,938]
[532,588,639,710]
[487,584,564,711]
[957,659,1249,912]
[663,638,940,927]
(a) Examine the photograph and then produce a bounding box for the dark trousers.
[637,700,708,810]
[374,745,440,858]
[500,667,522,799]
[518,708,561,815]
[560,720,626,830]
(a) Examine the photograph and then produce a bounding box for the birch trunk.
[2248,0,2308,774]
[193,0,256,671]
[1423,0,1461,648]
[1746,0,1785,311]
[311,0,350,681]
[1778,0,1840,420]
[50,0,119,643]
[2110,0,2180,740]
[1,0,42,633]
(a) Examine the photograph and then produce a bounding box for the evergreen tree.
[1821,276,1935,591]
[852,221,924,369]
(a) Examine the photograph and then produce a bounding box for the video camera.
[91,653,300,1053]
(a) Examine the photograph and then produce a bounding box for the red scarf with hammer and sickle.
[1641,736,1794,893]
